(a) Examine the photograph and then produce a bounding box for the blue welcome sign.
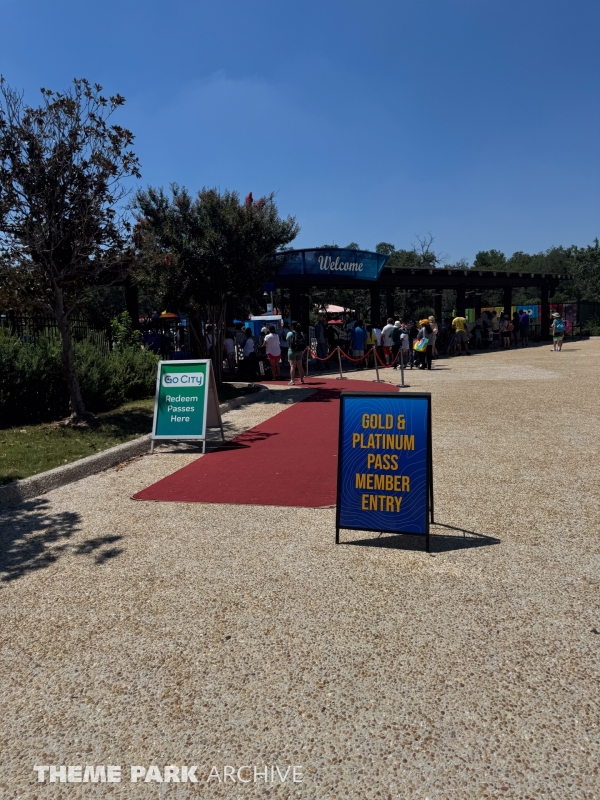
[336,392,433,551]
[277,248,389,282]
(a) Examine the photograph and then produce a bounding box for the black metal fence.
[1,312,113,355]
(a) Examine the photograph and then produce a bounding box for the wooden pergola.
[274,259,566,342]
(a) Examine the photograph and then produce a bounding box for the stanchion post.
[305,348,309,378]
[336,346,347,380]
[399,349,405,387]
[372,346,383,383]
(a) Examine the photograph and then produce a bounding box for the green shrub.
[110,311,142,350]
[0,330,158,426]
[584,317,600,336]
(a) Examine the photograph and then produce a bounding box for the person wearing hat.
[415,318,435,369]
[391,320,403,368]
[551,311,566,351]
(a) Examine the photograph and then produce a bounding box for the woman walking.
[428,315,439,356]
[416,318,435,370]
[286,321,306,385]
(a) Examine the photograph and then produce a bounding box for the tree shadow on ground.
[0,474,23,488]
[0,498,124,583]
[343,521,500,554]
[96,407,153,437]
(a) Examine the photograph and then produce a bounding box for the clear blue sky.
[3,0,599,263]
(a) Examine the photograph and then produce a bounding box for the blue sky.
[3,0,599,263]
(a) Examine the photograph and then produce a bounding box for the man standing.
[400,322,410,366]
[381,317,395,365]
[452,314,471,355]
[314,315,328,370]
[490,311,500,349]
[391,321,402,368]
[519,309,530,347]
[351,320,367,369]
[373,321,382,364]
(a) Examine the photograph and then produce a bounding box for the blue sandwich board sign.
[336,392,433,551]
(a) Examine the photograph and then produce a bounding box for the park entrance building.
[272,247,568,341]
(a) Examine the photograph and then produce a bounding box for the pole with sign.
[150,360,224,454]
[335,392,433,551]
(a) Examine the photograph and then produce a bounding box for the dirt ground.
[1,339,598,799]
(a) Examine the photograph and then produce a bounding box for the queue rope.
[375,348,402,369]
[306,347,340,361]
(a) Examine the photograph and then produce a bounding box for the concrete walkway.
[0,340,598,799]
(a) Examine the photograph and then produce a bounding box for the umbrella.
[328,319,343,325]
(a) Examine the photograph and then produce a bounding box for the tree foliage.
[570,238,600,300]
[133,185,299,377]
[0,77,140,420]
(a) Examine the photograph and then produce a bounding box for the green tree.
[570,238,600,300]
[375,242,395,255]
[473,249,507,270]
[0,77,140,423]
[133,185,299,379]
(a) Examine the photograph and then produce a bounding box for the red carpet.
[132,379,398,507]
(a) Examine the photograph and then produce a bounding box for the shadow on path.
[0,498,124,583]
[343,521,500,554]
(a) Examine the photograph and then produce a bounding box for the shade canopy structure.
[272,248,568,341]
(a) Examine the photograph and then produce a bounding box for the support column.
[369,287,380,325]
[540,282,550,341]
[290,285,302,324]
[456,285,466,317]
[434,293,442,323]
[300,292,310,336]
[474,292,482,320]
[279,288,286,319]
[124,275,140,329]
[385,288,394,320]
[503,286,512,319]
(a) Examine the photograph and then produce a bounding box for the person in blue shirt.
[351,320,367,369]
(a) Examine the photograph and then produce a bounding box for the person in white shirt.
[264,324,282,380]
[381,317,395,365]
[280,323,290,368]
[400,324,410,365]
[242,329,259,379]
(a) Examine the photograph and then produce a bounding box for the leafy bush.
[111,311,142,350]
[0,330,158,426]
[583,317,600,336]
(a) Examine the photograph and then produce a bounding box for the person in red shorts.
[381,317,395,365]
[264,324,281,379]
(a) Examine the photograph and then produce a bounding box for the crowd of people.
[221,307,570,382]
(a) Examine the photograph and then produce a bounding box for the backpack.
[554,319,566,332]
[290,330,306,351]
[391,327,401,344]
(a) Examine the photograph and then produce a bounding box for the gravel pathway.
[1,341,598,799]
